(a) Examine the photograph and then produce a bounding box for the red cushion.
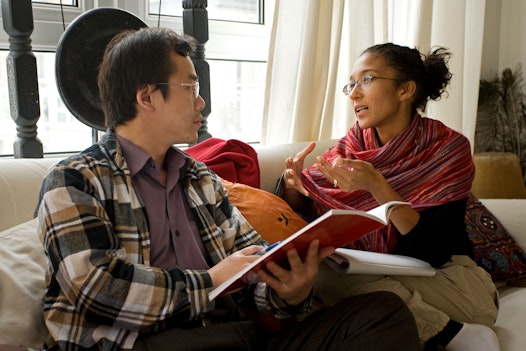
[186,138,260,188]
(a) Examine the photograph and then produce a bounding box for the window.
[0,0,274,156]
[149,0,262,24]
[32,0,76,4]
[0,50,92,156]
[147,0,272,144]
[207,60,266,142]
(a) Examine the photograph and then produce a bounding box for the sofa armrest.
[480,199,526,251]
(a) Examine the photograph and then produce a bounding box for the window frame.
[0,1,273,62]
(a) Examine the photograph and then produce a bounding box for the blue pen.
[255,241,281,255]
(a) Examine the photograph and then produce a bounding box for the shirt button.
[175,230,181,237]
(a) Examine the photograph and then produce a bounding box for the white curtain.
[262,0,486,149]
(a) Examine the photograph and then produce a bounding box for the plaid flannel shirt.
[36,131,309,350]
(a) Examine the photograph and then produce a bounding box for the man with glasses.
[35,27,419,350]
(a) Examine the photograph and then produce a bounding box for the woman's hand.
[316,157,419,234]
[315,156,384,193]
[256,240,335,306]
[284,142,316,196]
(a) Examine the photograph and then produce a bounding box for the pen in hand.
[255,241,281,255]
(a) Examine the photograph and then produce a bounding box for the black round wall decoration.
[55,8,147,130]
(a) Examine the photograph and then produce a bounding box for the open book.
[209,200,409,300]
[326,248,435,276]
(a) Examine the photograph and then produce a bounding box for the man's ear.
[399,81,416,102]
[136,84,155,111]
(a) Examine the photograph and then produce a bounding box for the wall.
[481,0,502,78]
[498,0,526,73]
[481,0,526,79]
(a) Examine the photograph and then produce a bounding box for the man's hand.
[208,246,265,288]
[256,240,334,306]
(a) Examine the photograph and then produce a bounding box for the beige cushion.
[481,199,526,252]
[0,219,47,348]
[0,158,60,231]
[472,152,526,199]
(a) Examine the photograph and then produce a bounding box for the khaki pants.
[313,255,499,344]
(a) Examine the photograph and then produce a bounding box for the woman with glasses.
[281,43,499,351]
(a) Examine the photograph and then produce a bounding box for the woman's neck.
[375,111,414,146]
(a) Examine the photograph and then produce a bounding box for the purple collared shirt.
[117,135,209,270]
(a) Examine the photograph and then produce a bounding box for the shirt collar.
[116,134,189,177]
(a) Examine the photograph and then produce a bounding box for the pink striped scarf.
[302,114,474,253]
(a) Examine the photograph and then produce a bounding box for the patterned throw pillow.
[465,193,526,284]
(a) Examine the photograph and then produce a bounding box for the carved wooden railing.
[183,0,211,143]
[1,0,211,157]
[1,0,42,158]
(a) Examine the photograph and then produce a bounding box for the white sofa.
[0,140,525,350]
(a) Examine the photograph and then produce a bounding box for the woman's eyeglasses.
[342,75,399,96]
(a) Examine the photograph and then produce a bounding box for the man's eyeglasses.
[155,81,200,98]
[342,75,399,96]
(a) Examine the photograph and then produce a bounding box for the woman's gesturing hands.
[315,156,383,193]
[284,142,316,196]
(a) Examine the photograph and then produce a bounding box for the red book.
[209,201,409,300]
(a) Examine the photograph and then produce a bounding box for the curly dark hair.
[363,43,452,112]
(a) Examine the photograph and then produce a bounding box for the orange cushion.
[221,179,308,244]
